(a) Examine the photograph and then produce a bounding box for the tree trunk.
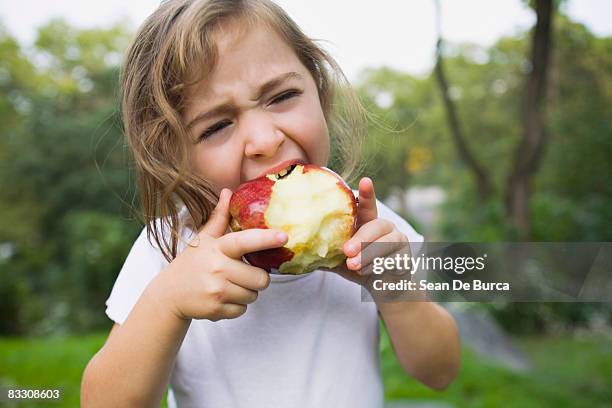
[433,0,492,202]
[505,0,554,239]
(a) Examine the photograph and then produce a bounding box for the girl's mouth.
[259,158,307,179]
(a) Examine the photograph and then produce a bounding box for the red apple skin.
[229,176,274,230]
[242,247,295,271]
[229,163,357,273]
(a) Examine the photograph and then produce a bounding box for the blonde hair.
[121,0,366,261]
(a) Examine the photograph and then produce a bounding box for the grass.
[0,333,104,408]
[381,329,612,407]
[0,329,611,407]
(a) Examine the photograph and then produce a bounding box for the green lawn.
[0,329,611,407]
[381,330,612,408]
[0,334,104,407]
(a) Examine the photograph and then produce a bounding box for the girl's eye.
[199,119,232,141]
[270,89,302,105]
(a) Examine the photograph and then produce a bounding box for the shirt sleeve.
[105,227,168,325]
[350,189,425,254]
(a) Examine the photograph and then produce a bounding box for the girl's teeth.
[276,164,297,179]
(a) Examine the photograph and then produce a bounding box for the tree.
[433,0,555,238]
[433,0,493,202]
[505,0,554,238]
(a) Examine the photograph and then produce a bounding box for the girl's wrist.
[146,266,192,323]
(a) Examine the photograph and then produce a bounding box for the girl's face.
[183,21,330,193]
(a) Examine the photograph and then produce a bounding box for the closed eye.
[269,89,302,105]
[197,89,301,141]
[199,119,232,141]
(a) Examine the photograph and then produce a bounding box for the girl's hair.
[121,0,366,261]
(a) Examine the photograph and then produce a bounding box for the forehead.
[184,20,307,103]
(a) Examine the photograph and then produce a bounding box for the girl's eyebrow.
[186,71,303,130]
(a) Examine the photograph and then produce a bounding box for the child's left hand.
[325,177,410,286]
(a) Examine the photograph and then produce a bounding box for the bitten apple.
[229,162,357,275]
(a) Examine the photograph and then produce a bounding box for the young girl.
[81,0,460,406]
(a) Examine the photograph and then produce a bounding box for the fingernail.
[347,242,357,254]
[276,232,288,242]
[348,257,360,269]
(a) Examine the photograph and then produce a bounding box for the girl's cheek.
[193,142,243,189]
[283,99,328,143]
[296,104,329,163]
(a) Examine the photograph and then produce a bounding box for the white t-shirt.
[105,194,423,408]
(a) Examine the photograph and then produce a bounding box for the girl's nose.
[243,114,285,158]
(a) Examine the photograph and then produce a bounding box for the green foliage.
[534,16,612,240]
[353,14,612,333]
[355,15,612,244]
[483,302,612,334]
[52,211,140,333]
[0,20,139,335]
[380,326,612,407]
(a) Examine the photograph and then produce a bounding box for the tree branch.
[433,0,492,201]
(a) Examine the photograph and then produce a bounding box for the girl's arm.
[81,273,190,407]
[331,178,460,390]
[377,301,460,390]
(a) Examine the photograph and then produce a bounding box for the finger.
[219,228,288,259]
[224,258,272,291]
[343,218,395,258]
[219,280,260,305]
[357,177,378,227]
[323,265,365,286]
[216,303,248,320]
[199,188,233,238]
[346,232,410,274]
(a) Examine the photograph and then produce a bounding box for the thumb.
[199,188,232,238]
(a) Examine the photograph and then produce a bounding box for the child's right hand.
[153,188,288,322]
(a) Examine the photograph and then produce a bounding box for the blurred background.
[0,0,611,407]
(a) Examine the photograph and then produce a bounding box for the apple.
[229,162,357,274]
